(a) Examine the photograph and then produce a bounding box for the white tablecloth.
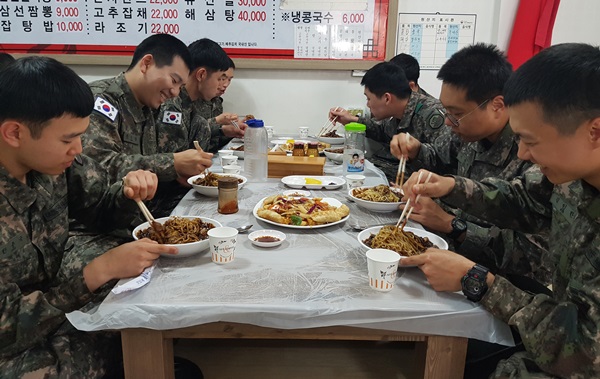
[68,160,513,346]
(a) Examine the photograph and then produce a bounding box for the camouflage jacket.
[442,173,600,378]
[84,73,177,183]
[358,91,447,181]
[200,96,234,153]
[415,125,551,283]
[0,156,136,358]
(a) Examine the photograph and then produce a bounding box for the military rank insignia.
[428,113,444,129]
[93,97,118,121]
[162,111,182,125]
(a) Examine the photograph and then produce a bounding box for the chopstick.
[394,133,411,187]
[193,141,210,176]
[394,170,433,231]
[135,199,155,225]
[230,119,241,130]
[318,107,339,137]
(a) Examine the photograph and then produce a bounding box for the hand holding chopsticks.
[395,133,411,187]
[193,141,210,176]
[319,107,340,137]
[395,170,433,231]
[122,176,166,243]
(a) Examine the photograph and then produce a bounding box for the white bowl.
[132,216,222,258]
[322,147,343,163]
[318,136,345,145]
[248,229,287,248]
[188,173,247,197]
[348,186,404,213]
[357,226,448,256]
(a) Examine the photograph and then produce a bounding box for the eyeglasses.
[438,99,490,128]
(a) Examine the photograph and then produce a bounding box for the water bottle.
[244,119,268,182]
[343,122,366,176]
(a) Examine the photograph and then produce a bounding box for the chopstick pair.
[193,141,210,176]
[394,171,433,231]
[394,133,411,187]
[318,107,340,137]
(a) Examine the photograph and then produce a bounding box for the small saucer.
[282,189,311,197]
[248,230,286,248]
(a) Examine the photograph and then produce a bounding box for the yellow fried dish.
[352,185,401,202]
[257,195,350,226]
[363,226,437,257]
[136,217,216,244]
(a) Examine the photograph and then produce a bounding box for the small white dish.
[318,136,345,145]
[228,144,244,159]
[323,147,343,163]
[248,229,287,248]
[281,175,346,190]
[282,189,311,197]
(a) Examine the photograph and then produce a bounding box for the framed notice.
[396,13,477,70]
[0,0,395,68]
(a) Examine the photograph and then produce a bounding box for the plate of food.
[318,130,345,145]
[358,226,448,262]
[229,144,244,159]
[188,172,247,197]
[253,195,350,229]
[248,229,287,248]
[348,185,404,212]
[322,147,344,163]
[281,175,346,190]
[132,215,221,258]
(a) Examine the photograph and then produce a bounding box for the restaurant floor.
[175,339,419,378]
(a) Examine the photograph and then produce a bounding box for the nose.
[516,140,530,161]
[171,86,181,97]
[71,137,83,156]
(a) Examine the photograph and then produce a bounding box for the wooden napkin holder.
[267,155,326,178]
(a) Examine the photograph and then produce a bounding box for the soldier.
[400,42,600,379]
[329,61,446,182]
[390,43,551,286]
[156,39,244,155]
[82,34,212,219]
[0,56,177,378]
[389,53,433,98]
[0,52,15,71]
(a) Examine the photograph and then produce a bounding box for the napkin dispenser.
[267,156,325,178]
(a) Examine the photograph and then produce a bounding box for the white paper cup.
[265,126,274,139]
[366,248,400,292]
[222,164,241,174]
[298,126,309,139]
[346,174,365,190]
[208,227,238,264]
[221,155,239,167]
[218,149,234,156]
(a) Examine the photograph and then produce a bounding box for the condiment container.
[217,177,239,214]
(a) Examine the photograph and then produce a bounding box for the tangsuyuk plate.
[253,196,350,229]
[281,175,346,190]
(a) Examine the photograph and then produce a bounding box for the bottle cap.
[246,119,265,127]
[345,122,366,132]
[218,177,239,189]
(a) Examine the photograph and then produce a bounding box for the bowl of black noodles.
[132,215,222,258]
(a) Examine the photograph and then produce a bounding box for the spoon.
[235,224,253,233]
[348,222,394,231]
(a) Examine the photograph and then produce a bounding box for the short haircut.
[0,56,93,139]
[504,43,600,135]
[361,62,412,100]
[127,34,192,73]
[390,53,420,84]
[437,43,512,104]
[0,52,15,71]
[188,38,230,74]
[226,56,236,70]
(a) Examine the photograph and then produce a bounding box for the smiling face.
[138,54,188,109]
[509,101,600,185]
[217,68,234,97]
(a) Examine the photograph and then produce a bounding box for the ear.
[0,120,26,147]
[139,54,154,74]
[408,82,418,92]
[490,95,506,112]
[383,92,393,105]
[589,117,600,145]
[195,67,207,82]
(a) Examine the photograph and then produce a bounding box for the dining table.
[67,156,513,379]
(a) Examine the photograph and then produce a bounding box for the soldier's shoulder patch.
[162,111,182,125]
[427,112,444,129]
[93,97,118,122]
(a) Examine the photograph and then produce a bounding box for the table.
[67,160,513,379]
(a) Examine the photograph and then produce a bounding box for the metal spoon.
[348,222,394,231]
[235,224,253,233]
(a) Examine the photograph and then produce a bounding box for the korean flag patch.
[94,97,118,122]
[162,111,182,125]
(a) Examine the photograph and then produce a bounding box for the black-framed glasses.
[438,99,490,127]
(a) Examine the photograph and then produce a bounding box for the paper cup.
[208,227,238,264]
[222,164,241,174]
[221,155,239,167]
[298,126,309,139]
[366,248,400,292]
[265,126,275,139]
[346,174,365,190]
[218,149,234,156]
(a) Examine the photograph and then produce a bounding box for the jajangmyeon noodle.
[193,172,243,187]
[363,226,437,257]
[352,185,401,203]
[136,216,215,244]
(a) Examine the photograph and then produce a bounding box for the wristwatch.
[461,264,489,302]
[448,217,467,240]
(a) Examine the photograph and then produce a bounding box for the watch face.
[453,218,467,231]
[464,277,484,294]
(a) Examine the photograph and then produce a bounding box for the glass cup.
[366,248,400,292]
[208,227,238,264]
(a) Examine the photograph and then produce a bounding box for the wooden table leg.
[121,329,175,379]
[415,335,468,379]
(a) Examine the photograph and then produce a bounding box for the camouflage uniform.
[0,155,137,378]
[358,91,447,182]
[417,86,434,99]
[414,125,551,284]
[441,171,600,378]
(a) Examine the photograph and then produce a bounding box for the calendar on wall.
[396,13,477,70]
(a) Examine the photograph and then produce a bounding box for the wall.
[71,0,598,136]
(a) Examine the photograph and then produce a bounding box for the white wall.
[70,0,599,136]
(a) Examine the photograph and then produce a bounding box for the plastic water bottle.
[244,119,268,182]
[343,122,366,176]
